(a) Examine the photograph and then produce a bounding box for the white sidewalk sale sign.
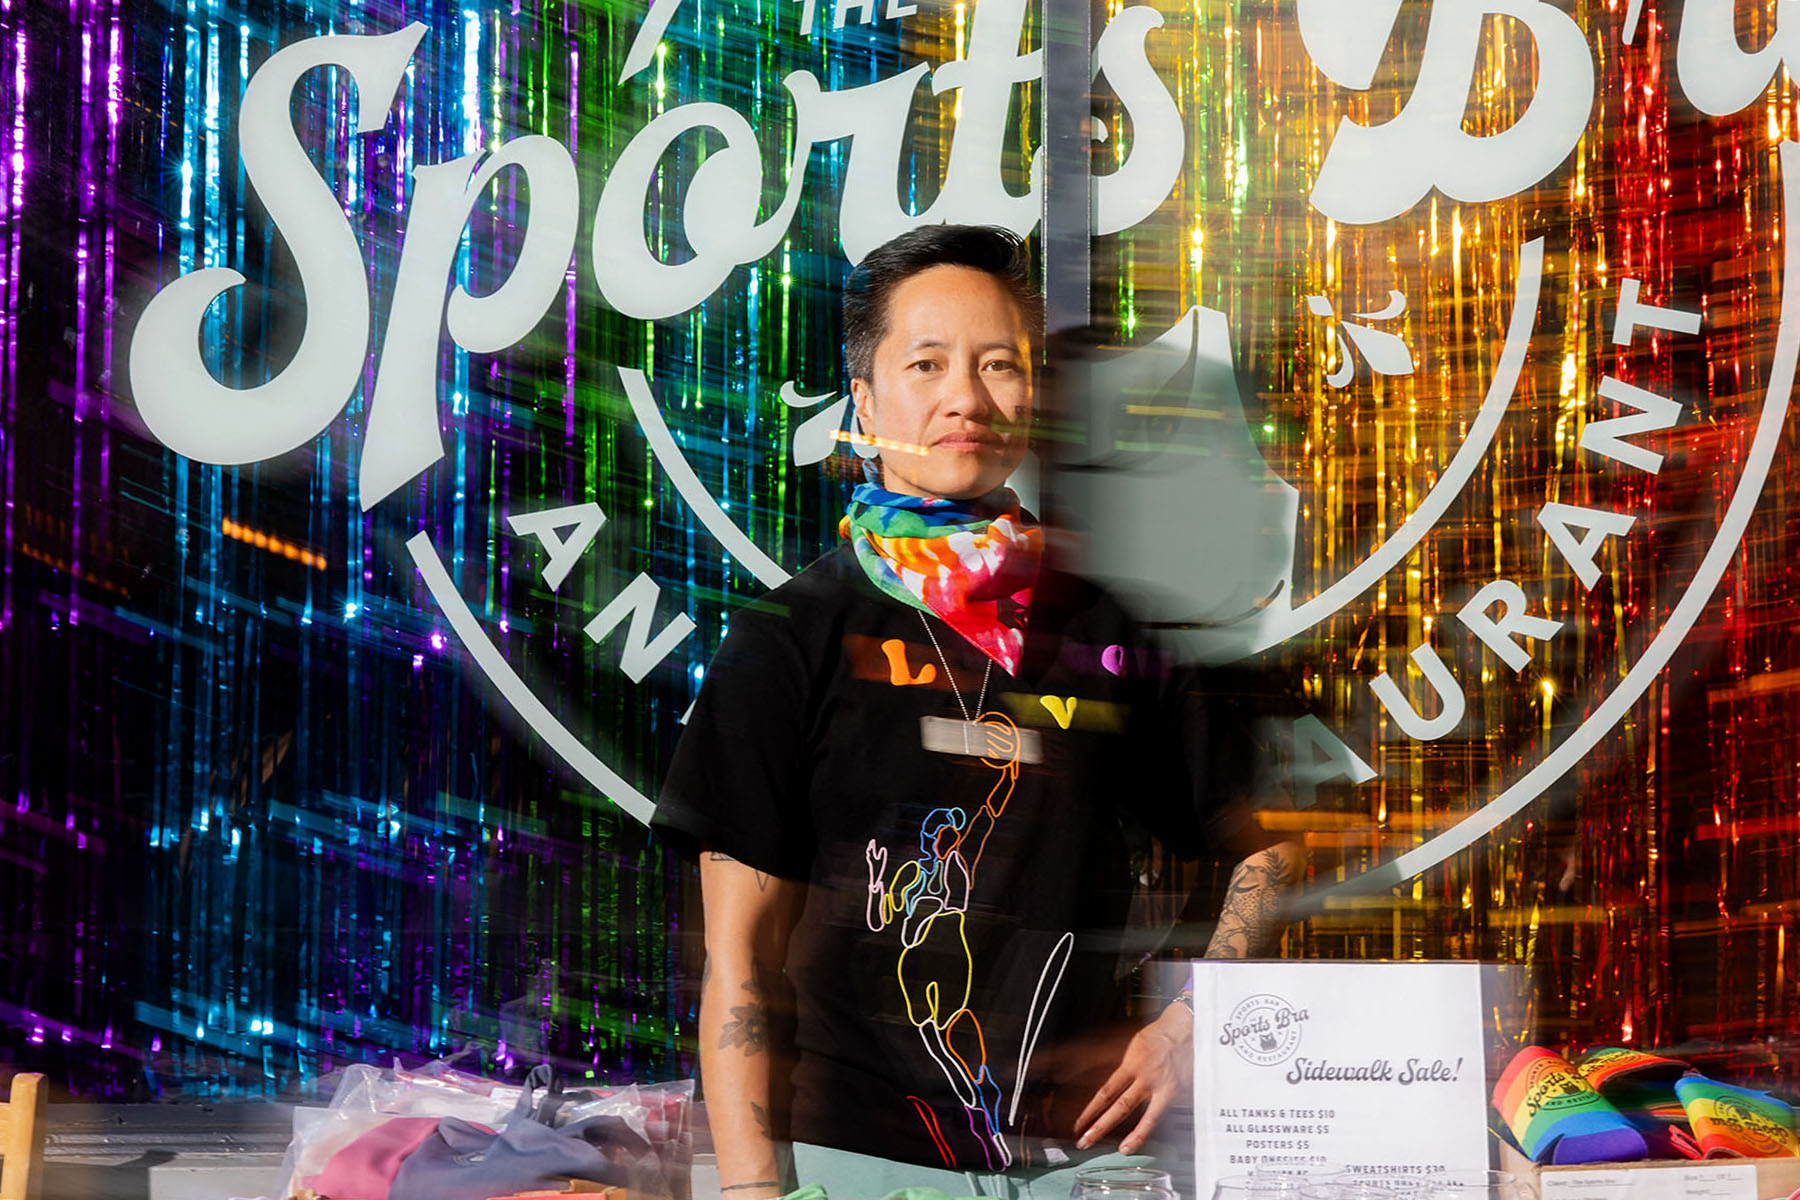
[1192,962,1491,1198]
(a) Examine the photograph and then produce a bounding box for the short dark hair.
[842,224,1042,385]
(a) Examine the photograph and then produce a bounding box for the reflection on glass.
[1421,1170,1528,1200]
[1299,1175,1428,1200]
[1211,1170,1311,1200]
[1072,1165,1179,1199]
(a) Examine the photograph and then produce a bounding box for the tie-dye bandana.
[840,484,1041,675]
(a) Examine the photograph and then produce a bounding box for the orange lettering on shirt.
[881,638,938,687]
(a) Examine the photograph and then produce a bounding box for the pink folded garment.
[306,1116,459,1200]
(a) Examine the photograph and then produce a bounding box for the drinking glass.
[1071,1165,1179,1200]
[1210,1172,1310,1200]
[1422,1171,1528,1200]
[1297,1175,1343,1200]
[1304,1175,1428,1200]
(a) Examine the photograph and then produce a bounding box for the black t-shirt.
[654,546,1251,1172]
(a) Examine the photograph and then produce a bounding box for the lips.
[932,431,1005,451]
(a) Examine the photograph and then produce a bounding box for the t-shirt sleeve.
[1128,656,1299,860]
[1170,663,1297,858]
[651,598,818,881]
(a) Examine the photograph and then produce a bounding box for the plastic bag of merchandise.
[279,1061,523,1199]
[280,1061,694,1200]
[554,1078,696,1198]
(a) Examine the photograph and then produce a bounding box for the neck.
[860,480,1015,509]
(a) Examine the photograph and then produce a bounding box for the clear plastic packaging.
[279,1062,693,1200]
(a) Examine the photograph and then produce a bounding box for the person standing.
[654,225,1301,1199]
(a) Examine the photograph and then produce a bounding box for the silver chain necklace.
[917,610,991,722]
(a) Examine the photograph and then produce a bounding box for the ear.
[847,380,882,463]
[850,377,874,435]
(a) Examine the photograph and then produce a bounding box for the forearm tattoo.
[750,1099,772,1138]
[718,977,770,1054]
[1204,847,1298,960]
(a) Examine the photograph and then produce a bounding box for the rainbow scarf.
[840,484,1041,675]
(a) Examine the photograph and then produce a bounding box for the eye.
[983,358,1022,374]
[908,359,941,373]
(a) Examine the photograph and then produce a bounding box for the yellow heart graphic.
[1040,695,1078,729]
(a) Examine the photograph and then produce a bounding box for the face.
[851,264,1032,501]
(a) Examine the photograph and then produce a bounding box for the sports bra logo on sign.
[126,0,1800,898]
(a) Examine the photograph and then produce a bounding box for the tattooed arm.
[1075,839,1303,1153]
[1203,840,1303,959]
[699,850,803,1200]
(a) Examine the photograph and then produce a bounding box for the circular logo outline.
[1222,993,1306,1067]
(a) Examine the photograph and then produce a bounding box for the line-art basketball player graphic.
[864,709,1071,1169]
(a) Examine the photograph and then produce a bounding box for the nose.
[941,360,998,423]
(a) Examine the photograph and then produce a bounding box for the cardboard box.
[1500,1142,1800,1200]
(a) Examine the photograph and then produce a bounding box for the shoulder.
[753,543,865,609]
[707,544,870,665]
[1029,556,1148,642]
[729,544,866,631]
